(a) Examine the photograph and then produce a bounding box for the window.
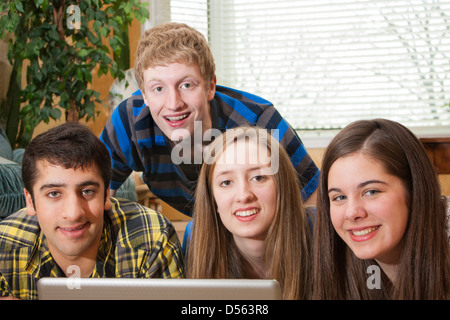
[149,0,450,140]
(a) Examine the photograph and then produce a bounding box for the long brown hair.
[187,126,312,300]
[313,119,449,299]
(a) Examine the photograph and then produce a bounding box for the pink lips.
[58,223,89,238]
[233,207,260,222]
[348,225,380,242]
[164,112,191,127]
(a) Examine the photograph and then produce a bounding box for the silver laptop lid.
[37,278,282,300]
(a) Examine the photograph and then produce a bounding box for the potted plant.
[0,0,148,147]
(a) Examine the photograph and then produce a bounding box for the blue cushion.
[0,127,13,161]
[0,162,25,221]
[115,175,138,202]
[12,148,25,164]
[182,219,193,256]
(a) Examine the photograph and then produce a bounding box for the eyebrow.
[214,166,269,178]
[39,181,101,191]
[146,74,199,85]
[328,180,387,194]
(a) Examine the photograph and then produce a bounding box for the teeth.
[166,114,189,121]
[351,226,379,236]
[235,209,259,217]
[61,224,85,231]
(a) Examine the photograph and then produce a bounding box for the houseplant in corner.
[0,0,148,148]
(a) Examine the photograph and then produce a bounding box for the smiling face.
[142,62,216,142]
[211,139,277,245]
[327,152,409,266]
[24,160,110,264]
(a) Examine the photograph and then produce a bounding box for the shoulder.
[117,90,146,112]
[213,85,283,126]
[104,90,150,132]
[101,90,153,146]
[0,209,40,251]
[107,198,175,250]
[215,85,273,106]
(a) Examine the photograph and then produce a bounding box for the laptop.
[37,278,282,300]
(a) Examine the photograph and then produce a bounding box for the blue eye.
[364,189,380,197]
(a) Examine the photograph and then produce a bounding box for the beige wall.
[0,34,13,103]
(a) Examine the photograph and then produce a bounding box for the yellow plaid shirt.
[0,198,185,300]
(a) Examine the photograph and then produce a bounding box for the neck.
[374,244,403,285]
[233,237,267,278]
[59,256,97,278]
[376,259,399,284]
[47,237,100,278]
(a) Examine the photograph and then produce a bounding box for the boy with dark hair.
[0,122,184,300]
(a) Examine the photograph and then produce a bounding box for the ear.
[207,75,217,101]
[104,187,112,211]
[24,188,37,217]
[142,90,150,108]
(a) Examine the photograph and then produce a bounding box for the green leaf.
[78,48,90,57]
[50,107,61,120]
[100,26,109,37]
[34,0,44,9]
[48,29,60,41]
[14,0,24,13]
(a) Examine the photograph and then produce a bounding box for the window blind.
[145,0,208,38]
[170,0,209,39]
[162,0,450,133]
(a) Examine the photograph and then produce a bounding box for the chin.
[350,248,380,261]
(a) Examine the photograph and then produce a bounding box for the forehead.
[143,61,203,81]
[328,152,398,188]
[216,139,271,165]
[34,160,103,186]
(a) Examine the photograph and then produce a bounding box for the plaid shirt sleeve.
[109,198,185,279]
[0,209,43,300]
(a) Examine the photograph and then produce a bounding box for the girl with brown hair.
[313,118,449,299]
[187,126,313,300]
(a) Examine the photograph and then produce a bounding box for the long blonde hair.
[187,126,312,300]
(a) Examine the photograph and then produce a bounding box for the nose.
[345,197,367,221]
[62,193,85,221]
[167,88,185,111]
[235,181,256,203]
